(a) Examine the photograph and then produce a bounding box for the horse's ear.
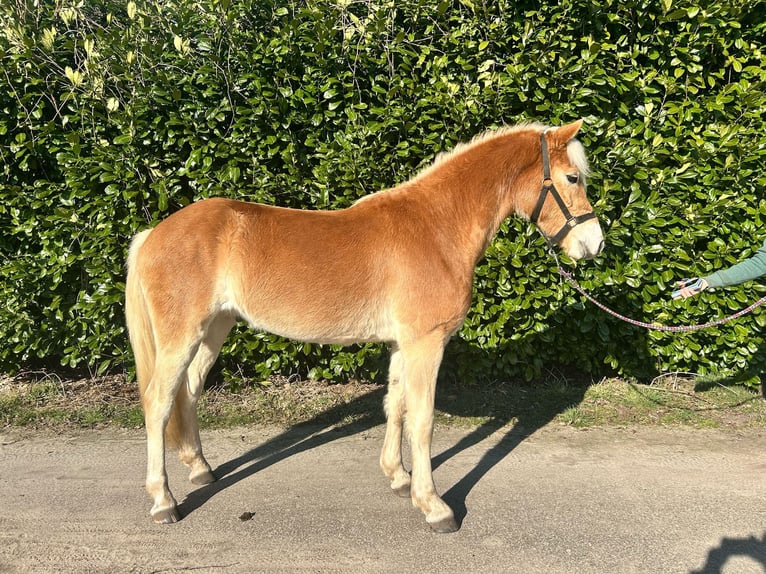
[552,119,583,144]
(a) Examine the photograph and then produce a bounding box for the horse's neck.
[409,144,526,266]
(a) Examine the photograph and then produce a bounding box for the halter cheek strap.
[530,130,596,245]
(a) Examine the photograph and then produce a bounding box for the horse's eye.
[566,174,579,184]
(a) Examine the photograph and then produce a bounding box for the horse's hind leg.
[174,314,236,486]
[143,352,194,524]
[380,345,411,497]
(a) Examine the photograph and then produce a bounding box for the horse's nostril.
[598,240,605,254]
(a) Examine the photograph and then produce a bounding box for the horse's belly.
[222,297,392,346]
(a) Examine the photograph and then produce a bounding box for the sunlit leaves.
[1,0,765,385]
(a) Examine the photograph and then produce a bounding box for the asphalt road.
[1,423,765,573]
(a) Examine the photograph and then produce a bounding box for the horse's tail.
[126,229,188,449]
[125,230,159,419]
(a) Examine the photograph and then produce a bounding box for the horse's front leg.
[380,345,411,497]
[402,335,458,533]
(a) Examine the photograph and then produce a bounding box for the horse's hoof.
[392,483,410,498]
[428,515,459,534]
[152,507,181,524]
[190,469,216,485]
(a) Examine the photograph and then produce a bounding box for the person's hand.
[671,278,709,299]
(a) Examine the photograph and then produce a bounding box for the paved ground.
[1,422,766,573]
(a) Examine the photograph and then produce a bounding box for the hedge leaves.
[2,0,766,384]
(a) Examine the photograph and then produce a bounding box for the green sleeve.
[703,238,766,288]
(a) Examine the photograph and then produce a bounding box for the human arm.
[671,238,766,299]
[702,238,766,289]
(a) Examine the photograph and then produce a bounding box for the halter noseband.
[529,130,596,246]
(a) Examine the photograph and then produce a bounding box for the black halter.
[529,130,596,246]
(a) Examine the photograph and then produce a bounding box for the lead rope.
[546,247,766,332]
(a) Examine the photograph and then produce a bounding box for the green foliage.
[2,0,766,384]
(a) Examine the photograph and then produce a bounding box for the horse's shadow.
[691,532,766,573]
[433,298,659,527]
[432,372,591,528]
[178,376,595,529]
[177,386,386,519]
[434,419,534,527]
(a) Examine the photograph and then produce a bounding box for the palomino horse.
[125,120,604,533]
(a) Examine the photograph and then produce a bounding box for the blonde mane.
[416,122,547,181]
[355,123,547,205]
[355,122,589,205]
[566,138,590,179]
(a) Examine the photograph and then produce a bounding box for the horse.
[125,120,604,533]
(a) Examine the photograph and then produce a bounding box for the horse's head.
[527,120,604,260]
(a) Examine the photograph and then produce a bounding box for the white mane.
[566,138,590,178]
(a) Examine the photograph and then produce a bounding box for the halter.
[529,130,597,245]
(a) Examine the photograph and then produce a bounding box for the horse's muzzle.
[563,220,604,260]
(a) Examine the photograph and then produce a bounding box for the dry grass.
[0,371,383,430]
[2,370,765,431]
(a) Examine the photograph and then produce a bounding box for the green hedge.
[2,0,766,384]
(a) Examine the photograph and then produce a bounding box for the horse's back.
[136,197,392,342]
[131,195,467,345]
